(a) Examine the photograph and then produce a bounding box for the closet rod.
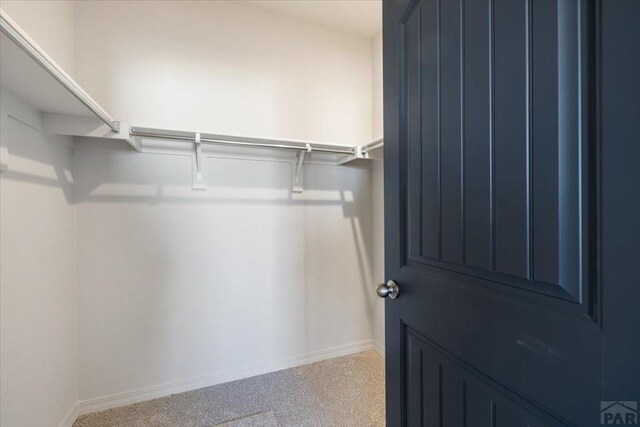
[362,138,384,154]
[0,11,120,133]
[130,129,356,155]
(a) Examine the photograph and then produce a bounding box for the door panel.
[383,0,610,425]
[405,328,554,427]
[463,0,492,272]
[530,0,559,286]
[439,0,463,265]
[493,0,529,279]
[399,0,590,304]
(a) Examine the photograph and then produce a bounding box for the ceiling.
[236,0,382,38]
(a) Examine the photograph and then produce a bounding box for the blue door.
[382,0,640,425]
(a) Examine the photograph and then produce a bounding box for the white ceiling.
[236,0,382,38]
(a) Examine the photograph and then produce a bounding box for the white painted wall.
[0,3,78,426]
[371,32,385,352]
[0,0,75,74]
[371,160,384,351]
[0,92,77,427]
[74,142,376,401]
[73,0,372,146]
[372,32,384,142]
[71,0,381,403]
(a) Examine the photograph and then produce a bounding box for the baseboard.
[59,401,79,427]
[76,339,375,417]
[373,340,385,358]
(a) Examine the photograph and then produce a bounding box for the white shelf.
[0,9,135,148]
[0,8,381,184]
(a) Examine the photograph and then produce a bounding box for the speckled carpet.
[73,351,385,427]
[215,411,278,426]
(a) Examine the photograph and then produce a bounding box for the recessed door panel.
[405,329,553,427]
[399,0,590,307]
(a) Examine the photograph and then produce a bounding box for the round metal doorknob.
[376,280,399,299]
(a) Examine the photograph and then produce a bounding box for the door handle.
[376,280,399,299]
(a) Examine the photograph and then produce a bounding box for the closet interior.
[0,1,385,426]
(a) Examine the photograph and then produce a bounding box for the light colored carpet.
[73,351,385,427]
[214,411,278,427]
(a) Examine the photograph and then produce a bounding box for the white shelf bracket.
[192,132,206,190]
[291,144,311,193]
[355,145,367,159]
[42,114,139,151]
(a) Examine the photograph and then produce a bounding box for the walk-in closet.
[0,1,385,426]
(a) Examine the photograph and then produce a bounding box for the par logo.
[601,401,638,425]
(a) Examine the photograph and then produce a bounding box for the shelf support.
[291,144,311,193]
[43,114,138,150]
[192,132,206,190]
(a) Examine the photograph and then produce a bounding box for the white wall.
[0,3,78,426]
[371,161,384,351]
[371,32,385,351]
[71,0,380,403]
[74,142,376,401]
[0,92,77,427]
[372,32,384,141]
[0,0,75,74]
[73,0,372,146]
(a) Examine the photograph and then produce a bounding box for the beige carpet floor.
[73,351,385,427]
[215,411,278,426]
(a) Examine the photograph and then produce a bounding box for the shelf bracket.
[291,144,311,193]
[42,114,139,151]
[192,132,206,190]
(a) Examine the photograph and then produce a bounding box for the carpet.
[214,411,278,427]
[73,350,385,427]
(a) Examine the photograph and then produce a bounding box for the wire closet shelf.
[130,127,383,156]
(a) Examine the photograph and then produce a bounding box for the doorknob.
[376,280,399,299]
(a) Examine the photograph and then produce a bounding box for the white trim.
[76,339,375,417]
[373,340,385,358]
[58,402,79,427]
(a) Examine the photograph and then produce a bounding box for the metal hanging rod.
[130,127,357,155]
[0,10,120,133]
[362,137,384,154]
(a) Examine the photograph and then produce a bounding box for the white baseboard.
[59,401,79,427]
[373,340,385,358]
[76,339,376,417]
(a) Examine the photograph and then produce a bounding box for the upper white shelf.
[0,9,125,136]
[0,8,380,160]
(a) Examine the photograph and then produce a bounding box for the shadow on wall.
[1,117,75,203]
[68,138,377,351]
[67,139,371,217]
[1,134,380,398]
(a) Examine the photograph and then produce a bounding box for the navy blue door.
[382,0,640,425]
